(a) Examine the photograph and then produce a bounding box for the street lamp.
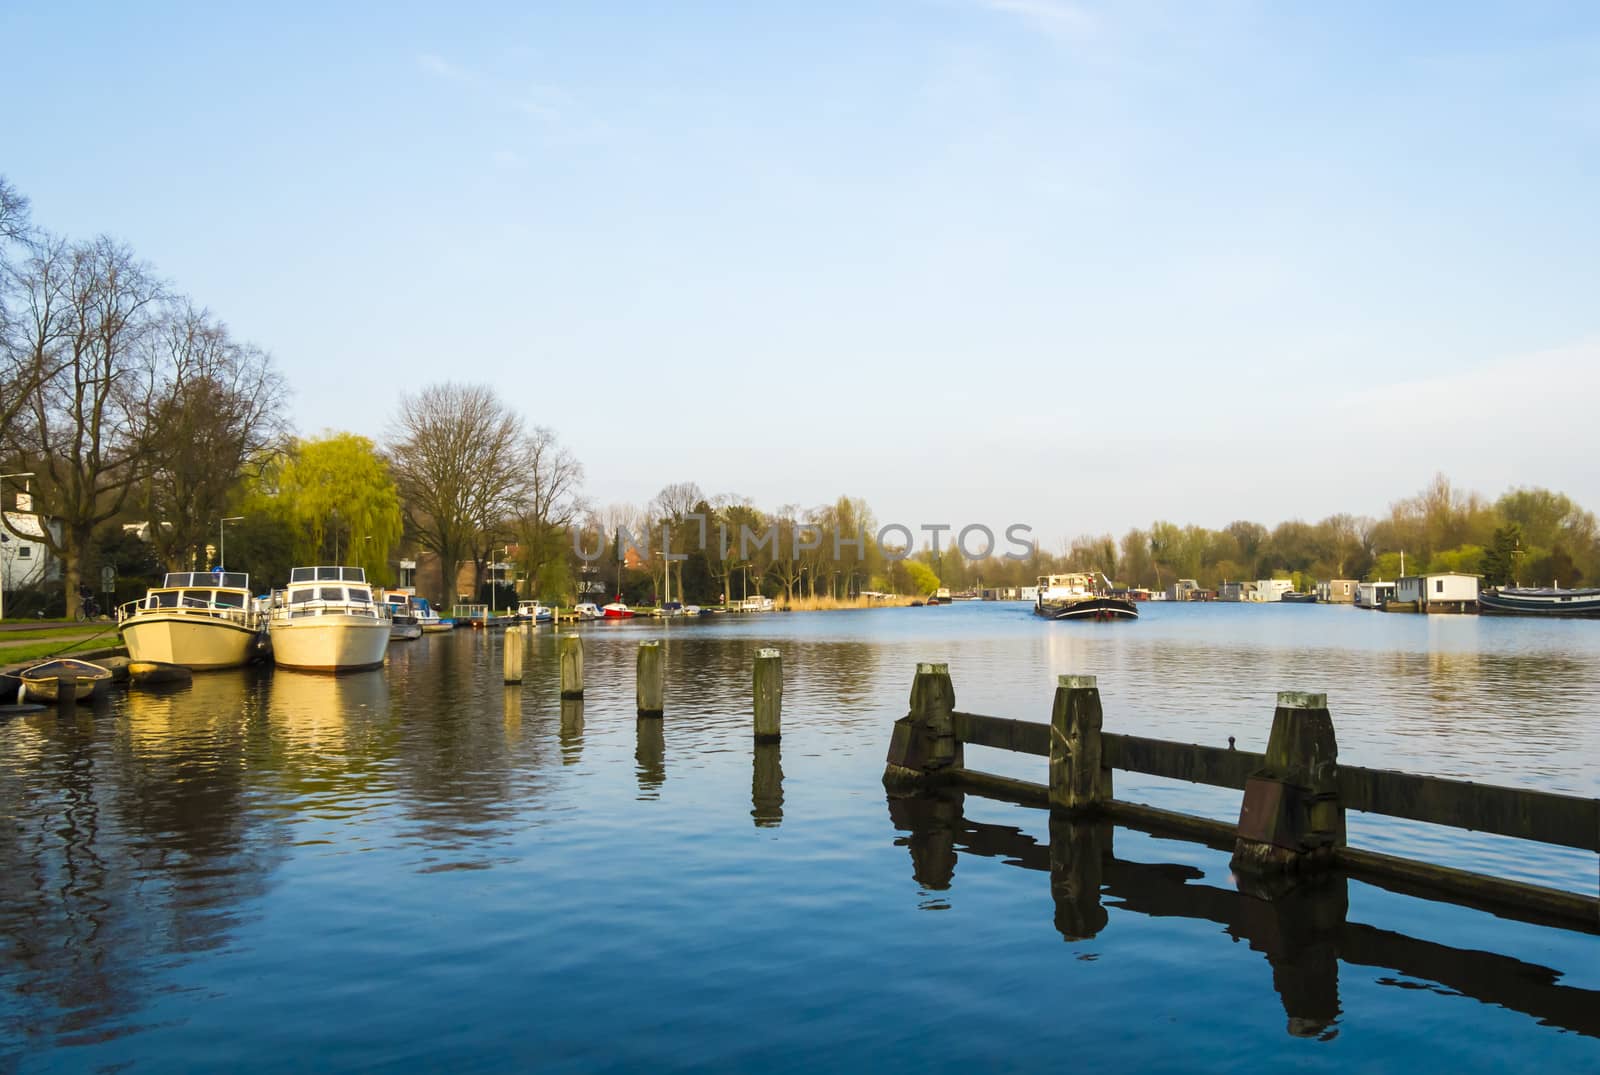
[491,546,511,613]
[219,516,244,571]
[0,472,36,622]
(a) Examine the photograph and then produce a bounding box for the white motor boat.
[268,566,392,671]
[117,571,264,669]
[573,602,602,620]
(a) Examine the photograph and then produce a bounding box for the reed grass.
[776,594,915,612]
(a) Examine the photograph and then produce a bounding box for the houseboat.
[1477,585,1600,618]
[1387,573,1479,614]
[413,597,452,632]
[267,566,392,672]
[117,570,264,669]
[927,587,953,605]
[1354,581,1395,609]
[1034,573,1138,621]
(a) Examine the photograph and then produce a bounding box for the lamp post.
[491,546,511,614]
[219,516,244,571]
[0,472,36,622]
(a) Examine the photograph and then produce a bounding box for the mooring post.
[753,648,782,741]
[883,662,961,792]
[559,635,584,699]
[752,742,784,827]
[637,640,664,716]
[503,625,524,684]
[1233,691,1344,875]
[1049,674,1105,814]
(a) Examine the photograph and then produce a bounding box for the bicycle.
[75,594,102,622]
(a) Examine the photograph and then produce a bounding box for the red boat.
[601,600,635,619]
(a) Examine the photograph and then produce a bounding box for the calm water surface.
[2,602,1598,1071]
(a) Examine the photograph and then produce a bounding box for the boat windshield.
[162,571,248,589]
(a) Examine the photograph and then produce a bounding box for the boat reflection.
[887,791,1600,1040]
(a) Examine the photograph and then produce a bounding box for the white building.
[1355,581,1395,609]
[2,510,60,590]
[1318,578,1357,603]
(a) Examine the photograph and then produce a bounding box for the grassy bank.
[777,595,915,612]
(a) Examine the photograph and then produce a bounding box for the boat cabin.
[122,571,255,619]
[1037,574,1107,601]
[1354,580,1395,609]
[276,566,384,619]
[1394,573,1479,614]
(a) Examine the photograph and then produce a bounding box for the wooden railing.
[884,664,1600,931]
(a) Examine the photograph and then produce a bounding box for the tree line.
[4,174,1596,614]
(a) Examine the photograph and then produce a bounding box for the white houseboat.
[1354,581,1395,609]
[1389,573,1479,614]
[268,566,392,671]
[117,570,264,669]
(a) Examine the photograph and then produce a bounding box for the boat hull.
[120,614,260,669]
[269,615,392,671]
[1478,589,1600,617]
[19,659,112,704]
[1036,597,1140,621]
[390,620,423,641]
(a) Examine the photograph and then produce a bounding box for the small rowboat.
[19,658,114,704]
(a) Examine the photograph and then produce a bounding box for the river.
[2,601,1597,1070]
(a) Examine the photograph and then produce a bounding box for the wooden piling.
[637,640,664,716]
[1233,690,1344,875]
[559,635,584,699]
[753,648,782,741]
[883,662,961,792]
[503,625,524,684]
[1049,674,1106,814]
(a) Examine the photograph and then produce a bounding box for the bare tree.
[4,237,163,612]
[141,301,288,569]
[512,426,584,597]
[388,383,533,604]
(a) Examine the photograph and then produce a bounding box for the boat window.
[316,566,340,581]
[290,589,315,604]
[183,590,213,607]
[154,591,180,608]
[214,591,245,608]
[291,568,315,582]
[319,586,344,602]
[348,587,371,603]
[343,567,365,582]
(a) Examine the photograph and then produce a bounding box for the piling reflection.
[503,686,522,745]
[559,698,584,764]
[751,742,784,827]
[886,793,1600,1040]
[635,718,665,796]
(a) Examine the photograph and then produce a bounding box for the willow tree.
[275,433,402,584]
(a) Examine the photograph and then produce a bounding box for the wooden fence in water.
[882,664,1600,931]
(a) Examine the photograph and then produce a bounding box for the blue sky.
[4,2,1598,546]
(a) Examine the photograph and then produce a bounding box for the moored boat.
[1280,591,1319,604]
[19,658,113,703]
[412,597,452,632]
[381,590,424,640]
[601,600,636,619]
[1034,573,1139,621]
[574,602,602,620]
[1478,586,1600,617]
[515,600,554,625]
[117,570,263,670]
[267,566,392,672]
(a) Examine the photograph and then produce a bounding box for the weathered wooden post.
[637,640,664,716]
[503,625,524,684]
[1049,674,1106,814]
[753,648,781,742]
[1233,691,1344,875]
[752,742,784,827]
[883,662,962,792]
[559,635,584,699]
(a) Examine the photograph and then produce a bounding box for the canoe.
[19,658,114,704]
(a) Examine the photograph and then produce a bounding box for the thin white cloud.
[977,0,1097,38]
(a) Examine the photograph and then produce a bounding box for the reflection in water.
[887,792,1600,1041]
[0,670,283,1053]
[751,743,784,827]
[636,718,665,797]
[503,685,522,745]
[559,698,584,765]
